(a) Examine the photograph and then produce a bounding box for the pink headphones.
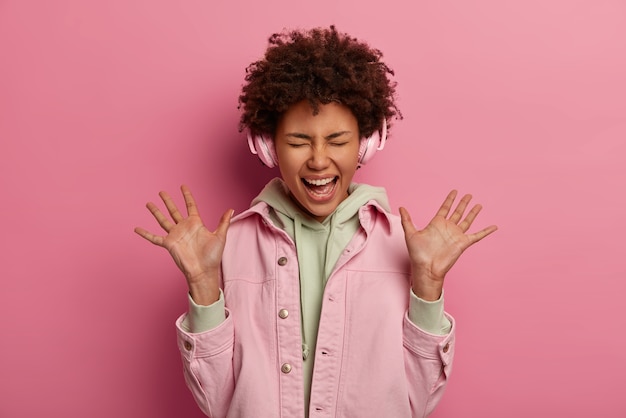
[247,119,387,168]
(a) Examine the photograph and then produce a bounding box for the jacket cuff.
[408,289,452,335]
[403,311,455,370]
[176,309,234,360]
[180,289,226,333]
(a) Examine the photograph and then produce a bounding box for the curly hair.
[238,26,401,138]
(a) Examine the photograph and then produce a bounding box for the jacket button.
[281,363,292,374]
[442,343,450,353]
[277,257,288,266]
[184,341,192,351]
[278,309,289,319]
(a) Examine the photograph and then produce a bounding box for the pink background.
[1,0,625,416]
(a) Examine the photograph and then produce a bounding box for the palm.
[161,213,226,283]
[405,214,473,281]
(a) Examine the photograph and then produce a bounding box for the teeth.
[304,177,335,186]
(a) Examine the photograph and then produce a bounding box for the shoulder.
[226,202,290,244]
[359,200,403,238]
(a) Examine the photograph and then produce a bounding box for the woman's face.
[274,100,360,222]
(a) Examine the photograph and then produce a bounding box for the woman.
[135,26,497,418]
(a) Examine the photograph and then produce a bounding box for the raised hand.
[399,190,497,301]
[134,185,233,305]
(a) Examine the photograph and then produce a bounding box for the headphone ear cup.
[358,119,387,166]
[247,131,278,168]
[358,132,378,166]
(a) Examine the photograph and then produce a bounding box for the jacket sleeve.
[176,307,235,418]
[403,312,455,417]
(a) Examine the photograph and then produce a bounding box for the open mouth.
[302,176,338,198]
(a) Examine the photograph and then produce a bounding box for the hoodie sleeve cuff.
[180,289,226,333]
[408,288,452,335]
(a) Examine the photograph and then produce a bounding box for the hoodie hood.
[251,177,390,235]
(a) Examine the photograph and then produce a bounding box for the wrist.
[187,272,220,306]
[411,271,444,302]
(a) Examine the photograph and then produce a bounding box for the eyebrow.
[285,131,352,140]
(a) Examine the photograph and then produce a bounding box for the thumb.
[399,207,417,237]
[214,209,234,239]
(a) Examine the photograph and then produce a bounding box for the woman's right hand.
[134,185,233,305]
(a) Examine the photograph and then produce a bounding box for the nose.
[307,144,330,170]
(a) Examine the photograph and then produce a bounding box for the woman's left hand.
[399,190,497,301]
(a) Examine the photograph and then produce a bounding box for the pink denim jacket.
[176,200,455,418]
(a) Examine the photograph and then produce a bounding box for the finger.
[458,203,482,232]
[159,191,184,223]
[435,190,458,218]
[214,209,234,240]
[146,202,175,232]
[449,194,472,224]
[399,207,417,236]
[467,224,498,245]
[181,185,199,217]
[134,226,165,246]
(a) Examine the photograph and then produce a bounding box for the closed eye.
[287,142,308,148]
